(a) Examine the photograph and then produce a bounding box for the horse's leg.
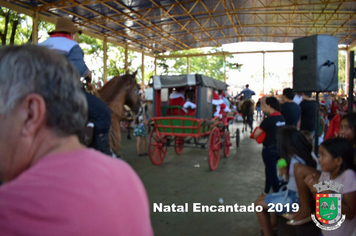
[242,117,245,133]
[245,105,251,133]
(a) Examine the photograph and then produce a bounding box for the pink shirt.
[0,149,153,236]
[319,169,356,236]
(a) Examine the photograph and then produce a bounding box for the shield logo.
[315,193,342,224]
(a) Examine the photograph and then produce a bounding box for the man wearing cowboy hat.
[39,17,112,156]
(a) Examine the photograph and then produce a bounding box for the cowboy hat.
[49,17,82,35]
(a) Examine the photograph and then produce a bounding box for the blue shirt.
[287,155,305,192]
[235,88,255,99]
[39,37,89,78]
[281,102,301,126]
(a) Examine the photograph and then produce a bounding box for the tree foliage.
[157,47,233,81]
[338,51,346,85]
[0,7,28,45]
[0,7,55,45]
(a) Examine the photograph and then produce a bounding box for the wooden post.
[32,11,38,43]
[142,51,145,85]
[154,57,157,75]
[103,36,108,83]
[187,56,190,74]
[125,44,129,71]
[223,54,226,82]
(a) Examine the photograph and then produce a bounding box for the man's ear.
[19,94,47,136]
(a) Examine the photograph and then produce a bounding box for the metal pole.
[314,92,320,156]
[345,47,349,95]
[263,52,266,94]
[348,51,355,113]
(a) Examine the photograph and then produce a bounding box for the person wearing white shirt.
[144,83,154,120]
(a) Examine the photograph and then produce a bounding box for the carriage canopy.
[152,74,228,91]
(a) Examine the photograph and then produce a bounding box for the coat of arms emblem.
[311,181,346,231]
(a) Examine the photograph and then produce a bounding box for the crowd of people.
[250,88,356,236]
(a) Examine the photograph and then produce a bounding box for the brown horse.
[240,99,254,134]
[96,71,141,154]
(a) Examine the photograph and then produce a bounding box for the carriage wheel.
[235,128,240,147]
[208,127,220,171]
[223,131,231,157]
[174,137,184,155]
[149,128,167,165]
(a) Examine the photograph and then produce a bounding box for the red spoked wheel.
[223,131,231,157]
[149,127,167,165]
[174,137,184,155]
[208,127,220,171]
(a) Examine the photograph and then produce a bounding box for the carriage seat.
[162,105,186,116]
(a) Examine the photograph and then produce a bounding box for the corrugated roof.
[4,0,356,53]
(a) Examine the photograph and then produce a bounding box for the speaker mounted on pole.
[293,35,339,92]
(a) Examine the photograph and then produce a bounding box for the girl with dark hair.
[338,112,356,148]
[302,138,356,235]
[255,127,317,236]
[325,112,356,158]
[252,96,285,194]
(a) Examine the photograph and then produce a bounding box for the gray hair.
[0,44,87,136]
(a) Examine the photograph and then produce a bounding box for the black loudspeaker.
[293,35,338,92]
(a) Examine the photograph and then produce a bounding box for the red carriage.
[148,74,235,171]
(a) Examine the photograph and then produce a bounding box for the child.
[255,126,317,236]
[133,106,148,156]
[330,100,340,118]
[305,138,356,235]
[255,98,262,120]
[338,113,356,147]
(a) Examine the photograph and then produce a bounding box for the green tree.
[0,7,54,45]
[338,51,346,85]
[157,47,232,81]
[0,7,27,45]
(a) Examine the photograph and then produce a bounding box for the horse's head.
[98,70,141,115]
[122,70,141,114]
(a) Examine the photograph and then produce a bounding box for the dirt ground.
[118,120,269,236]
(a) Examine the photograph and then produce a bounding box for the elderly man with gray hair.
[0,45,153,235]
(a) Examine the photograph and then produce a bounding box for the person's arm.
[297,118,301,129]
[304,173,321,196]
[68,45,90,78]
[251,90,256,96]
[341,191,356,220]
[319,118,325,136]
[253,127,264,139]
[234,91,243,99]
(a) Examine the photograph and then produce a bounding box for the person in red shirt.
[330,99,340,117]
[168,87,186,115]
[212,91,231,118]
